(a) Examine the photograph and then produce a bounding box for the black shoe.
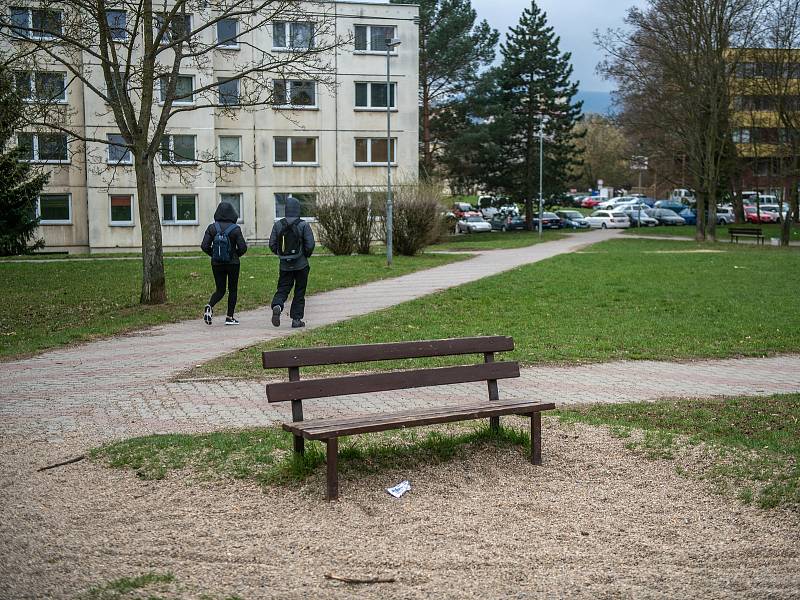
[203,304,213,325]
[271,305,281,327]
[225,317,240,325]
[291,319,305,328]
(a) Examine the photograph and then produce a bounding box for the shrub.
[314,187,358,255]
[374,181,444,255]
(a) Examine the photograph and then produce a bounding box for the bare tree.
[1,0,344,303]
[599,0,764,241]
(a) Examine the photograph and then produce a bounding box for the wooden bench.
[729,227,764,244]
[263,336,554,500]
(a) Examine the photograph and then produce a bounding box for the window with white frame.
[15,71,67,103]
[274,192,316,218]
[217,18,239,47]
[107,134,132,165]
[218,136,241,164]
[162,194,197,224]
[159,75,194,104]
[109,194,134,225]
[106,10,127,40]
[160,135,196,164]
[272,21,314,49]
[274,137,317,165]
[154,13,192,44]
[218,78,240,106]
[17,132,69,162]
[37,193,72,224]
[220,193,243,222]
[355,138,397,165]
[732,128,751,144]
[354,25,396,52]
[10,7,62,39]
[355,82,396,109]
[273,79,316,108]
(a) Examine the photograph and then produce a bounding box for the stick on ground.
[324,573,396,584]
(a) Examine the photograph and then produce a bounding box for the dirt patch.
[1,418,798,599]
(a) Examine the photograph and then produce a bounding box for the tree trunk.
[695,192,707,242]
[783,179,798,246]
[135,154,167,304]
[707,184,717,242]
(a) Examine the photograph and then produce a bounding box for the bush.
[375,181,445,256]
[314,186,376,255]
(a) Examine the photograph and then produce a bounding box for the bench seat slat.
[266,361,520,403]
[283,399,555,439]
[262,336,514,369]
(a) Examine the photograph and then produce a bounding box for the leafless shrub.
[374,180,444,255]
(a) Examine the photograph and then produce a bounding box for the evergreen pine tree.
[0,66,47,255]
[482,1,583,228]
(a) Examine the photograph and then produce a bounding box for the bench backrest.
[263,336,518,420]
[730,227,762,234]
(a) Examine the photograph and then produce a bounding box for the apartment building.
[729,49,800,198]
[11,1,419,252]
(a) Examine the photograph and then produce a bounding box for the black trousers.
[271,266,310,320]
[208,263,240,317]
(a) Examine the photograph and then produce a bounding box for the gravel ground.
[1,418,798,600]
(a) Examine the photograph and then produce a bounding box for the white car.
[597,196,638,210]
[760,203,790,218]
[586,210,631,229]
[715,206,736,224]
[457,215,492,233]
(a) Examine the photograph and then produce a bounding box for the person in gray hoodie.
[200,202,248,325]
[268,196,315,328]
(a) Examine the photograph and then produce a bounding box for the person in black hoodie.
[200,202,248,325]
[268,196,315,328]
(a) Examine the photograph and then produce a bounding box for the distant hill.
[576,91,615,115]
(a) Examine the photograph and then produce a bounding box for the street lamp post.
[385,37,401,266]
[538,112,544,237]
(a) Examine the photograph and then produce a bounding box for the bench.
[729,227,764,244]
[263,336,554,500]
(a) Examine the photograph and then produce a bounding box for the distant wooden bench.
[729,227,764,244]
[263,336,555,500]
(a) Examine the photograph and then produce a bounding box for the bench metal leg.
[326,437,339,501]
[489,416,500,431]
[530,412,542,465]
[293,435,305,455]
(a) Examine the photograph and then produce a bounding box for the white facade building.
[18,1,419,252]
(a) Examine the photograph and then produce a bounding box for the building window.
[17,132,69,163]
[354,25,396,52]
[355,138,397,165]
[159,75,194,104]
[110,194,134,225]
[160,134,196,164]
[162,194,197,224]
[15,71,67,103]
[106,10,127,40]
[355,82,396,109]
[273,79,316,108]
[10,7,62,39]
[107,134,132,165]
[220,192,243,223]
[218,78,240,106]
[37,193,71,224]
[217,18,239,47]
[272,21,314,49]
[219,136,242,164]
[154,13,192,44]
[732,128,750,144]
[274,192,316,218]
[274,137,317,165]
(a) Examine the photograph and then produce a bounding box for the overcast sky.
[461,0,646,92]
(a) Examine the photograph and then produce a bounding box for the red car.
[744,206,778,223]
[581,196,602,208]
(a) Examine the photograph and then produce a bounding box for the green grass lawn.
[0,253,468,359]
[431,229,569,251]
[558,394,800,510]
[624,223,800,240]
[192,238,800,379]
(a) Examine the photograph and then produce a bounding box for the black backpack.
[277,218,303,262]
[211,222,239,262]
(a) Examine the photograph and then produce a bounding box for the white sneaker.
[203,304,213,325]
[225,317,240,325]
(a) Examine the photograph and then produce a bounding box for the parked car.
[585,210,631,229]
[716,206,736,225]
[498,204,521,217]
[760,203,790,219]
[619,205,658,226]
[648,208,686,226]
[452,202,475,218]
[581,196,603,208]
[679,208,697,226]
[555,210,590,229]
[533,212,563,229]
[653,200,686,213]
[457,215,492,233]
[490,215,527,231]
[597,196,638,210]
[744,206,778,224]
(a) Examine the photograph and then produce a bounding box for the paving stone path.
[1,228,798,442]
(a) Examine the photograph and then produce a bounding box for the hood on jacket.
[284,196,301,223]
[214,201,239,223]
